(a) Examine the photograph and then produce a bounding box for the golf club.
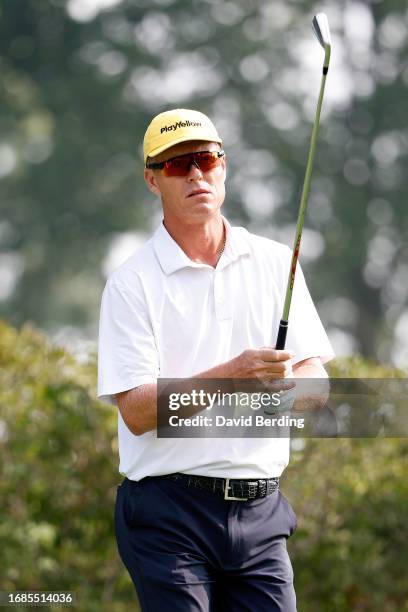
[275,12,332,350]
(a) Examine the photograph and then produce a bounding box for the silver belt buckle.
[224,478,249,501]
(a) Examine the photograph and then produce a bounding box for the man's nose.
[187,161,203,180]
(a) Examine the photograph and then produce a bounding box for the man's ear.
[144,168,161,197]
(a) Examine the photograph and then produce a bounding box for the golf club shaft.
[275,67,329,350]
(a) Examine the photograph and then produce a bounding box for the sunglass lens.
[163,157,190,177]
[163,152,221,177]
[197,152,219,172]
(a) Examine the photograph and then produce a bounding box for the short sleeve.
[285,261,335,366]
[97,277,159,405]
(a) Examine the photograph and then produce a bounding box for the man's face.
[144,140,226,226]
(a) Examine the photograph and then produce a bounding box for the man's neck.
[163,215,226,268]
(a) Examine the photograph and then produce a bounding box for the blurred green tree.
[0,2,407,368]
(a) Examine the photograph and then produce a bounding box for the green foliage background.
[1,320,407,611]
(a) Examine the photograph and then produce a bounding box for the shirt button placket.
[214,269,229,320]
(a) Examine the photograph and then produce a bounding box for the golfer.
[97,108,334,611]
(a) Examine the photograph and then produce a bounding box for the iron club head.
[312,13,331,48]
[312,13,331,68]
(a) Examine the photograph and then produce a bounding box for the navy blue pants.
[115,475,297,611]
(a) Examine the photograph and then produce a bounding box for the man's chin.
[188,202,223,219]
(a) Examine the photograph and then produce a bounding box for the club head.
[312,13,331,48]
[312,13,331,67]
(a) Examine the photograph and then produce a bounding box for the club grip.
[275,319,288,350]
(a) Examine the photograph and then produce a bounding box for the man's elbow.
[115,390,145,436]
[124,419,146,437]
[115,386,155,436]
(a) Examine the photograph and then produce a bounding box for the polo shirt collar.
[153,216,251,275]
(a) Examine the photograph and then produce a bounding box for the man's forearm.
[115,359,239,436]
[292,359,330,411]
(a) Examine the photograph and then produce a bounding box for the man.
[98,108,334,611]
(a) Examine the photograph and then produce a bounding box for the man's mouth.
[187,189,211,197]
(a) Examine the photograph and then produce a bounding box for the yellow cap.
[143,108,222,164]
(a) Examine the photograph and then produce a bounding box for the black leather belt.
[165,472,279,501]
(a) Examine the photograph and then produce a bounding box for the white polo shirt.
[98,217,334,481]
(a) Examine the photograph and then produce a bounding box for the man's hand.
[230,348,295,381]
[221,348,296,395]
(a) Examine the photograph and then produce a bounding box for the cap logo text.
[160,120,202,134]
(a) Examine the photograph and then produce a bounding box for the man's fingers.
[258,361,289,374]
[259,348,295,362]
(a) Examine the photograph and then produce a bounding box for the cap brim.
[145,135,223,163]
